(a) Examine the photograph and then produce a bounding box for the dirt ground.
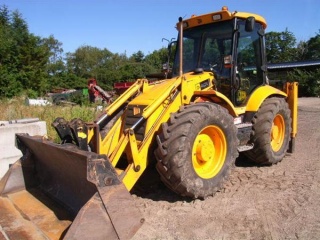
[132,97,320,240]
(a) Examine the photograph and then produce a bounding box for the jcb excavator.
[0,6,297,239]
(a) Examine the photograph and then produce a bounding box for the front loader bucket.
[0,134,144,240]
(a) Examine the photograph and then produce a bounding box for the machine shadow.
[131,163,191,203]
[131,154,259,202]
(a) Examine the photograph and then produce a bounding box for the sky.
[2,0,320,57]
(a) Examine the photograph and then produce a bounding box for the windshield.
[172,20,234,76]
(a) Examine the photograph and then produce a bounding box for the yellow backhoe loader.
[0,6,298,239]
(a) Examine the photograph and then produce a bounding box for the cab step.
[236,122,254,152]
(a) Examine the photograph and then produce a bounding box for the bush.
[288,69,320,97]
[26,89,39,99]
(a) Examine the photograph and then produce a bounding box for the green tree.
[305,30,320,60]
[295,40,308,61]
[42,35,66,90]
[288,68,320,97]
[144,47,168,71]
[130,50,144,62]
[66,45,113,78]
[279,31,320,97]
[65,45,128,90]
[0,5,50,98]
[266,29,297,63]
[0,6,22,97]
[119,62,154,81]
[101,52,128,86]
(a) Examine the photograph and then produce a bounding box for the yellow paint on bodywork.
[100,116,123,156]
[181,72,213,104]
[98,77,184,191]
[194,90,238,116]
[129,78,178,107]
[246,85,287,112]
[109,92,183,190]
[284,82,298,137]
[77,132,87,139]
[192,125,227,179]
[181,7,267,30]
[105,80,144,116]
[271,114,285,152]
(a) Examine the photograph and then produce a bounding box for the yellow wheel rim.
[271,114,285,152]
[192,125,227,179]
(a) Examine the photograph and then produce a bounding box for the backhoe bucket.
[0,134,144,240]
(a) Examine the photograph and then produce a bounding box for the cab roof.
[179,6,267,30]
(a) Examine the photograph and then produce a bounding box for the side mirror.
[245,17,255,32]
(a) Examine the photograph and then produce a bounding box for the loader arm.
[87,79,146,144]
[96,72,214,191]
[104,79,183,190]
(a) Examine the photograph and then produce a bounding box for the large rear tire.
[155,103,238,199]
[245,97,291,165]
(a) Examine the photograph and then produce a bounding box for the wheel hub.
[272,124,279,140]
[271,114,285,152]
[195,135,215,162]
[192,125,227,179]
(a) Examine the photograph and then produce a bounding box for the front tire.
[245,97,291,165]
[155,103,238,199]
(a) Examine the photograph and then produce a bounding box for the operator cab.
[172,7,267,106]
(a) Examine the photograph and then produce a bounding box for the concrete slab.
[0,120,47,179]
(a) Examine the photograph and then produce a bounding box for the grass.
[0,97,104,142]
